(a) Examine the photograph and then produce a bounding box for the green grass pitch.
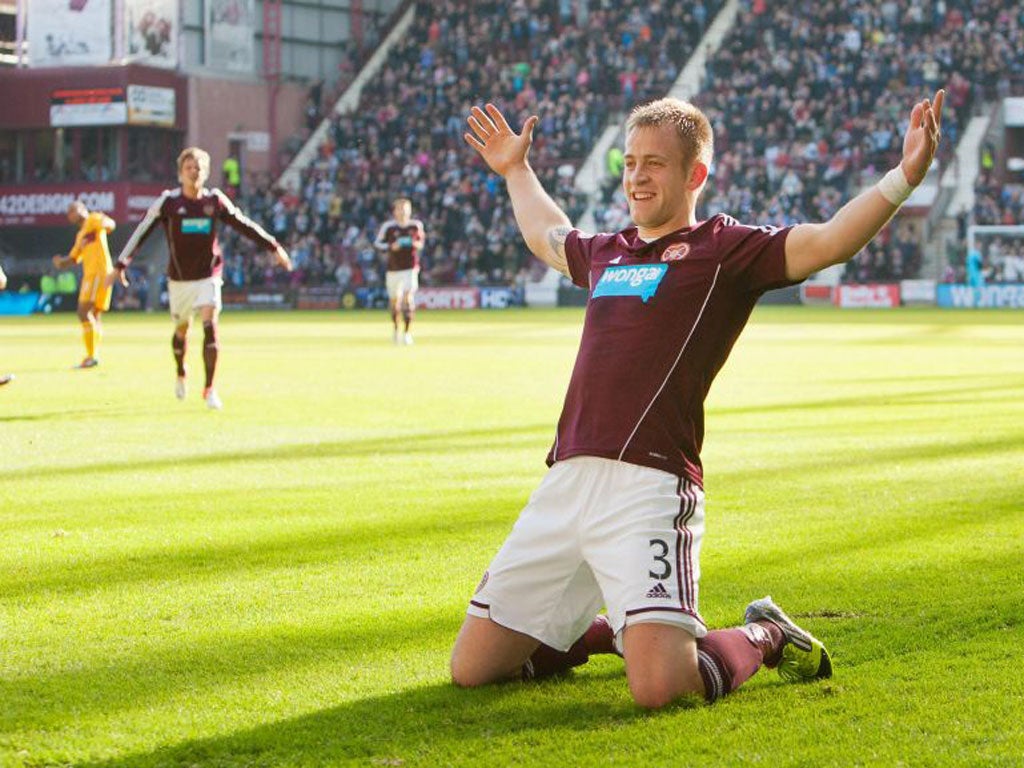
[1,307,1022,767]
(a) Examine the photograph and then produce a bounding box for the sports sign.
[415,287,479,310]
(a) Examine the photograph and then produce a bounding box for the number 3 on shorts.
[648,538,671,579]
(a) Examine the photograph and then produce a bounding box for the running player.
[51,200,116,368]
[452,91,943,708]
[374,198,424,345]
[112,147,292,409]
[0,263,12,386]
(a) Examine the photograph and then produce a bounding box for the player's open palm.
[464,104,538,178]
[901,89,944,186]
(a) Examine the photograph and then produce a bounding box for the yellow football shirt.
[71,212,115,276]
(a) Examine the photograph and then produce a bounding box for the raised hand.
[901,89,944,186]
[464,104,539,178]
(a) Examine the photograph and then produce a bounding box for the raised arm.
[784,89,944,282]
[464,103,573,276]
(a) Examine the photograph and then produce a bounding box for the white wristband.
[877,165,914,206]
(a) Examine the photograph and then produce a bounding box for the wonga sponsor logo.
[937,284,1024,309]
[593,264,668,303]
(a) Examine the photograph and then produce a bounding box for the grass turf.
[1,307,1022,767]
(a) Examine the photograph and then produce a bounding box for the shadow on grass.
[1,609,463,734]
[0,423,555,482]
[710,377,1024,418]
[1,492,522,601]
[713,430,1024,487]
[72,676,646,768]
[0,406,122,424]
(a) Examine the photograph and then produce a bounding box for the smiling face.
[177,148,210,197]
[623,124,704,239]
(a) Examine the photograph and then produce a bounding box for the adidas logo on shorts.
[645,582,672,599]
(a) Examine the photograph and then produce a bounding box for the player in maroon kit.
[374,198,425,345]
[112,147,292,409]
[0,264,12,386]
[451,91,943,708]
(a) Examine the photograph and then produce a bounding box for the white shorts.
[468,456,706,652]
[168,277,222,324]
[386,268,418,300]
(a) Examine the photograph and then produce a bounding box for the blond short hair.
[177,147,211,182]
[626,98,713,169]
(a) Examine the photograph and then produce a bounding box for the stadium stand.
[592,0,1024,285]
[227,0,725,292]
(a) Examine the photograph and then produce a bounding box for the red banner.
[834,284,901,309]
[0,182,167,227]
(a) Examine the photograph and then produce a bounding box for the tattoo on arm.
[547,225,571,267]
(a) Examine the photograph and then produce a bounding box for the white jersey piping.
[616,263,722,463]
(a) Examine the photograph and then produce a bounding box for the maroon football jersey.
[548,214,797,487]
[374,219,425,272]
[117,187,279,281]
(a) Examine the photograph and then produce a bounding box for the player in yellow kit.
[52,200,116,368]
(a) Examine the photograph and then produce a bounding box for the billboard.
[415,287,480,310]
[0,183,166,227]
[126,85,176,126]
[123,0,178,68]
[27,0,112,67]
[936,284,1024,309]
[50,87,127,127]
[834,284,900,309]
[206,0,255,73]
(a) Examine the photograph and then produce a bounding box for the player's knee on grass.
[622,622,704,709]
[450,615,539,688]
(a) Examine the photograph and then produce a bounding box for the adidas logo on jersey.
[645,582,671,599]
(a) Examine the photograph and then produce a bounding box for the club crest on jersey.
[592,263,668,303]
[203,204,215,216]
[661,242,690,262]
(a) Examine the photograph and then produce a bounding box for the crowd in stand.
[595,0,1024,285]
[223,0,1024,292]
[225,0,721,292]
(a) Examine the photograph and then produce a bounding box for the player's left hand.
[900,89,944,186]
[51,255,64,269]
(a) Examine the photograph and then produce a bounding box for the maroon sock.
[582,615,620,656]
[202,321,219,389]
[172,332,186,377]
[696,627,770,702]
[749,619,786,667]
[522,638,589,681]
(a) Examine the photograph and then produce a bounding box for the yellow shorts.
[80,273,112,312]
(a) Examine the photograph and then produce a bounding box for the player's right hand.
[107,270,129,288]
[464,103,538,178]
[51,255,63,268]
